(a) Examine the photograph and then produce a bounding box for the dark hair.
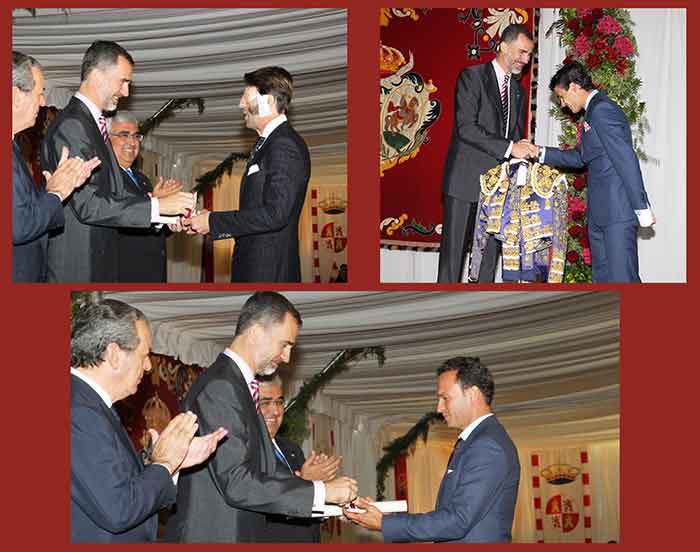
[549,60,594,92]
[500,23,533,45]
[12,51,42,92]
[436,356,495,405]
[71,299,148,368]
[80,40,134,82]
[234,292,302,337]
[243,66,294,114]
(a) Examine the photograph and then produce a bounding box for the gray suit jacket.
[41,97,151,282]
[381,415,520,543]
[165,353,315,542]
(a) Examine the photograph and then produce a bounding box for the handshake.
[511,139,541,160]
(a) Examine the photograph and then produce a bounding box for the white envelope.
[312,500,408,518]
[247,163,260,176]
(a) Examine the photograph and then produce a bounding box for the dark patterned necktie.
[501,73,510,136]
[98,114,109,143]
[249,136,265,162]
[249,378,260,412]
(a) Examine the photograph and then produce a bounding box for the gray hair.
[111,110,139,126]
[71,299,149,368]
[12,51,42,92]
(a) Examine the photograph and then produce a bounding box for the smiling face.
[436,370,476,430]
[553,83,587,114]
[13,66,46,134]
[94,55,132,111]
[259,381,285,438]
[498,32,534,76]
[110,119,140,168]
[251,312,299,376]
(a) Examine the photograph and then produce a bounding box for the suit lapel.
[13,140,36,192]
[485,64,504,125]
[507,80,522,138]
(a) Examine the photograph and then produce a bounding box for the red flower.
[567,19,580,31]
[567,250,580,263]
[572,176,586,191]
[582,247,592,266]
[579,234,590,248]
[568,224,584,238]
[597,15,623,36]
[616,58,627,75]
[606,49,619,62]
[574,34,592,57]
[586,54,601,69]
[593,38,608,52]
[582,21,594,37]
[591,8,604,20]
[576,8,593,18]
[613,35,635,57]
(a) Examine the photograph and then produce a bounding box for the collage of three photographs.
[7,5,689,546]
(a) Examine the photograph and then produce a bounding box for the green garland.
[139,98,205,136]
[279,347,386,446]
[376,411,445,500]
[192,152,249,194]
[547,8,648,282]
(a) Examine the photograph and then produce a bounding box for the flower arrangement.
[548,8,648,282]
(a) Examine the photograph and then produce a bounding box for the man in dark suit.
[536,61,654,282]
[12,51,100,282]
[166,292,357,542]
[438,24,536,283]
[188,67,310,282]
[110,111,180,282]
[257,375,342,542]
[41,40,195,282]
[345,356,520,543]
[70,299,227,543]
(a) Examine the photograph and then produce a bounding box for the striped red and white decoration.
[531,453,546,543]
[310,188,321,283]
[580,450,592,543]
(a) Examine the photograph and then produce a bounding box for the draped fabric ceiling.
[11,8,347,184]
[103,291,620,446]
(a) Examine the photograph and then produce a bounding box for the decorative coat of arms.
[380,44,440,176]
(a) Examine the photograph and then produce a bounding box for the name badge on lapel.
[247,163,260,176]
[583,121,591,132]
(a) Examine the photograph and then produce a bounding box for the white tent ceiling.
[12,8,347,174]
[102,291,620,443]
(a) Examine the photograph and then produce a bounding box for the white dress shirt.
[458,412,494,442]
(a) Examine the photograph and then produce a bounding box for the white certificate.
[312,500,408,518]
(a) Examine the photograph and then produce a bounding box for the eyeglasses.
[258,398,285,409]
[111,131,144,142]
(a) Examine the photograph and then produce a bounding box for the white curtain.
[383,8,686,282]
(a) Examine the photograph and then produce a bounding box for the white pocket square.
[447,469,454,474]
[247,164,260,176]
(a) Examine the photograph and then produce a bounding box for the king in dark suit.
[12,51,100,282]
[41,40,194,282]
[345,356,520,543]
[188,67,310,282]
[438,24,535,283]
[165,292,357,542]
[70,299,226,543]
[538,61,653,282]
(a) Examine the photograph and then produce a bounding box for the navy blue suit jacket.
[208,121,310,282]
[12,140,64,281]
[70,375,176,542]
[381,415,520,543]
[544,91,649,226]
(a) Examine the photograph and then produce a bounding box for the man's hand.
[324,475,358,505]
[511,140,539,159]
[189,209,211,235]
[158,192,195,216]
[343,497,383,531]
[150,411,199,474]
[43,146,101,200]
[298,450,342,482]
[179,426,228,469]
[152,177,183,199]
